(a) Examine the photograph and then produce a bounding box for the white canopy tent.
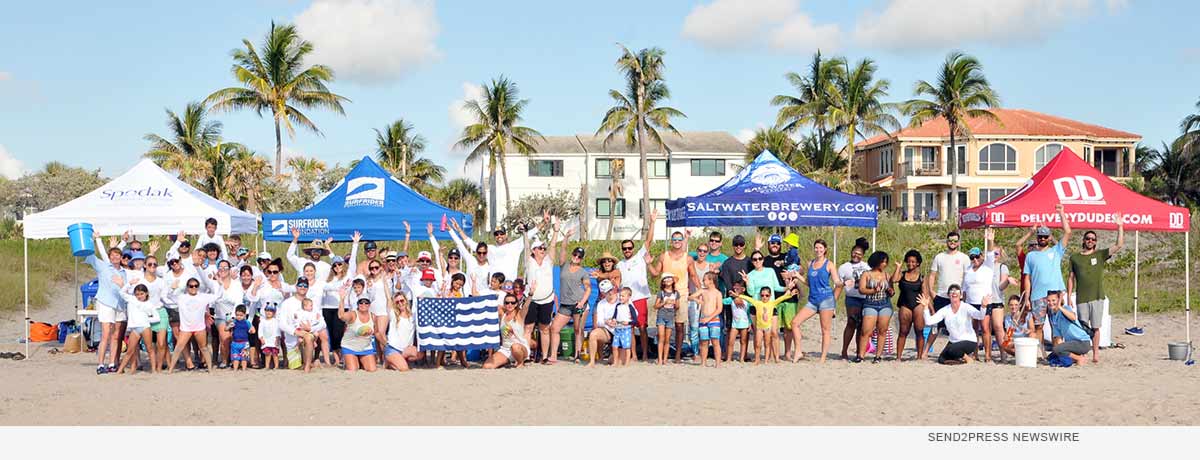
[20,159,259,356]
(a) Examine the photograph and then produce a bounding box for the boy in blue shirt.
[230,305,255,371]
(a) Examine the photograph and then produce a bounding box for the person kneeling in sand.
[485,292,532,369]
[384,291,423,371]
[917,286,987,365]
[1046,290,1092,366]
[588,280,620,367]
[293,298,327,372]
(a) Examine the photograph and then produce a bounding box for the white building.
[489,131,746,241]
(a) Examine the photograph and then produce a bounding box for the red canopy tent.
[959,146,1193,347]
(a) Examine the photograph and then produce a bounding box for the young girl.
[612,287,637,367]
[167,275,218,373]
[724,280,751,362]
[117,283,161,374]
[739,284,796,365]
[654,274,680,365]
[258,305,281,370]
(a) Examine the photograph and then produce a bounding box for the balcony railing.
[899,163,942,177]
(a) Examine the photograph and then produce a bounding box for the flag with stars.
[415,295,501,351]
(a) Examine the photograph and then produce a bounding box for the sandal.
[872,356,881,364]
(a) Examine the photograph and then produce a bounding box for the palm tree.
[1180,96,1200,153]
[144,102,225,188]
[206,22,349,175]
[824,58,899,186]
[373,120,445,192]
[1140,140,1199,207]
[744,127,799,166]
[597,44,686,235]
[287,156,327,206]
[216,146,271,211]
[455,76,544,225]
[439,178,488,228]
[902,51,1000,221]
[772,51,841,147]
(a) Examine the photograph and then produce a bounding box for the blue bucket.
[67,223,96,257]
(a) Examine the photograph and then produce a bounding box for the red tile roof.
[856,108,1140,148]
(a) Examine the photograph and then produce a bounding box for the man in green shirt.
[1067,212,1124,363]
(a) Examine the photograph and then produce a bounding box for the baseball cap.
[364,241,378,250]
[417,251,432,261]
[128,251,146,261]
[968,247,982,257]
[530,239,546,249]
[330,255,345,265]
[598,279,614,293]
[1036,226,1052,237]
[571,247,585,258]
[295,276,309,288]
[178,240,191,248]
[395,250,408,258]
[122,251,132,259]
[236,247,249,257]
[257,251,272,260]
[768,234,783,244]
[493,228,507,236]
[420,269,437,281]
[447,248,461,259]
[732,235,747,246]
[356,297,372,305]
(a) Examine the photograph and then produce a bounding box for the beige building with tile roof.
[854,108,1141,222]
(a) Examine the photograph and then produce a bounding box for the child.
[294,298,326,372]
[612,287,638,366]
[654,274,680,365]
[739,284,796,364]
[258,305,281,370]
[447,273,466,297]
[688,272,723,367]
[117,283,162,374]
[230,305,255,370]
[724,280,751,362]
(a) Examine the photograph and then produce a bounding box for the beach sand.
[1,284,1196,425]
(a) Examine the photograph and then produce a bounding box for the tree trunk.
[274,117,283,177]
[606,179,617,240]
[844,126,856,191]
[638,119,650,237]
[948,127,957,227]
[498,151,513,219]
[579,184,589,240]
[484,157,495,230]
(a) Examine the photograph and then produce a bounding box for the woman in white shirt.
[126,255,171,371]
[210,259,243,369]
[384,291,422,371]
[116,283,161,374]
[918,285,989,365]
[167,276,220,373]
[321,232,360,366]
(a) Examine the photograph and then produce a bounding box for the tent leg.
[24,238,29,359]
[871,227,876,252]
[1186,231,1191,345]
[1133,231,1139,328]
[833,227,838,264]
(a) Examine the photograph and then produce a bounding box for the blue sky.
[1,0,1198,181]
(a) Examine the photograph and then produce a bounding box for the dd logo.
[1170,212,1185,229]
[991,212,1006,224]
[1052,176,1104,203]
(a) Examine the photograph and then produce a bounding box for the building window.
[595,158,626,179]
[880,193,893,211]
[643,159,669,178]
[945,144,967,174]
[1035,143,1063,171]
[905,146,939,174]
[879,148,894,176]
[690,159,726,176]
[1094,148,1120,176]
[914,191,936,221]
[639,199,667,217]
[596,198,626,218]
[528,160,563,177]
[977,143,1016,172]
[979,188,1016,205]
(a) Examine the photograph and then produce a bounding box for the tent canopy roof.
[666,151,877,228]
[22,159,259,239]
[958,146,1190,232]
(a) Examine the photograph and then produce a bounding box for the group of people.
[85,203,1122,375]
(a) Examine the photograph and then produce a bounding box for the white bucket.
[1014,337,1039,368]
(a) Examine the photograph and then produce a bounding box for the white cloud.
[853,0,1104,51]
[681,0,840,53]
[0,144,27,179]
[447,82,485,155]
[295,0,440,85]
[735,128,756,144]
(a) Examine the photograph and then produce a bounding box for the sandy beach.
[1,283,1196,426]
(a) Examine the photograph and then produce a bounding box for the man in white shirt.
[926,230,970,351]
[287,227,332,282]
[462,211,550,283]
[449,218,494,295]
[616,222,654,361]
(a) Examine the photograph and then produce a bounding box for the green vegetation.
[0,239,85,313]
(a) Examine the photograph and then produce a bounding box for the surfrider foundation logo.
[345,177,385,208]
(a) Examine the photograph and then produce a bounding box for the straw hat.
[598,251,617,264]
[302,240,329,257]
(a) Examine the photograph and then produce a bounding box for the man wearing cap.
[1021,204,1071,350]
[550,238,590,363]
[356,240,381,278]
[449,218,494,295]
[617,216,656,361]
[1068,212,1122,362]
[461,211,549,284]
[287,227,332,282]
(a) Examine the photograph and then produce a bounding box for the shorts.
[1076,300,1104,329]
[862,299,892,318]
[127,326,147,335]
[150,308,169,332]
[96,301,126,323]
[557,301,585,317]
[632,299,648,328]
[231,341,248,361]
[166,308,180,324]
[1053,340,1091,356]
[656,308,676,328]
[698,321,722,341]
[1030,297,1050,326]
[261,346,280,356]
[845,296,865,309]
[777,302,797,329]
[525,300,554,325]
[804,297,836,313]
[985,303,1004,316]
[613,327,632,348]
[341,347,375,357]
[384,345,406,356]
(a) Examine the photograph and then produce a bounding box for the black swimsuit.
[897,273,923,310]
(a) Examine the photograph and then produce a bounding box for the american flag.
[415,295,501,351]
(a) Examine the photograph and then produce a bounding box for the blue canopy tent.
[667,150,878,260]
[263,156,472,241]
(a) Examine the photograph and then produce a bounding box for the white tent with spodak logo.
[19,159,259,357]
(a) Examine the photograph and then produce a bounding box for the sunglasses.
[267,270,280,274]
[947,239,959,243]
[476,251,488,255]
[969,255,980,260]
[504,300,517,305]
[751,257,764,261]
[621,246,634,251]
[449,254,460,259]
[671,237,684,242]
[1037,235,1050,239]
[147,263,158,267]
[369,266,382,271]
[1084,237,1097,241]
[533,247,545,251]
[709,239,722,243]
[186,284,200,289]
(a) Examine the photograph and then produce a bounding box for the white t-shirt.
[257,317,281,348]
[464,235,525,281]
[617,248,651,301]
[931,251,971,298]
[923,303,986,343]
[595,298,618,333]
[962,265,994,306]
[176,292,217,333]
[838,261,871,298]
[525,256,556,303]
[387,309,415,350]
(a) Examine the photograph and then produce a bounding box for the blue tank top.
[807,259,833,304]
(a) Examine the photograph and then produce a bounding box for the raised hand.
[1055,203,1064,213]
[324,237,333,249]
[402,221,411,234]
[148,239,160,255]
[122,230,131,242]
[176,230,187,242]
[1114,211,1124,228]
[291,227,300,241]
[643,251,654,265]
[739,270,749,282]
[984,228,994,242]
[542,209,551,223]
[916,293,932,310]
[426,222,434,235]
[755,233,764,249]
[352,231,362,244]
